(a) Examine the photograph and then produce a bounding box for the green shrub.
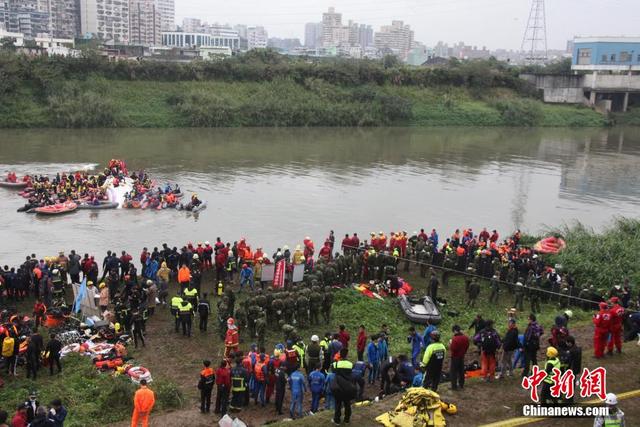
[48,84,116,127]
[544,218,640,289]
[492,98,544,126]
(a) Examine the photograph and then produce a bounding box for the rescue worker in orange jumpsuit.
[224,317,239,358]
[607,296,624,354]
[592,302,611,359]
[131,379,155,427]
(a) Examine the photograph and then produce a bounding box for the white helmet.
[605,393,618,405]
[311,335,319,342]
[205,241,210,245]
[192,254,199,259]
[564,310,573,319]
[52,269,59,274]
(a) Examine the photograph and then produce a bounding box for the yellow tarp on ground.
[375,387,447,427]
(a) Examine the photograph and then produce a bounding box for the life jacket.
[285,348,299,365]
[254,361,266,381]
[2,336,15,357]
[217,281,224,296]
[171,296,183,310]
[201,367,215,387]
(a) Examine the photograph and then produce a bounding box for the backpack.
[480,330,498,354]
[2,337,15,357]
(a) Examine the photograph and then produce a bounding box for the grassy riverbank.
[0,52,606,128]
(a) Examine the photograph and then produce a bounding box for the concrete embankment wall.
[520,74,587,104]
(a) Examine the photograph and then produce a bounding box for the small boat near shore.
[399,295,442,324]
[35,201,78,215]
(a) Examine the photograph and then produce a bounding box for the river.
[1,127,639,266]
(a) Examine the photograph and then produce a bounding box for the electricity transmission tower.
[521,0,548,64]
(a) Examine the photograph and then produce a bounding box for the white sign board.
[261,264,275,282]
[292,264,305,283]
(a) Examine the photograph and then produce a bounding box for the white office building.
[247,25,267,50]
[162,30,239,50]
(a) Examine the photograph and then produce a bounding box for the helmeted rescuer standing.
[224,317,239,358]
[592,302,611,359]
[131,379,155,427]
[593,393,625,427]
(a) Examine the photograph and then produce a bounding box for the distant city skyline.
[175,0,640,50]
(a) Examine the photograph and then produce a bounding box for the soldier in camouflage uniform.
[264,287,274,322]
[296,292,310,328]
[217,297,230,340]
[466,278,480,308]
[322,287,333,323]
[309,286,323,325]
[280,321,297,344]
[489,275,500,304]
[255,311,267,349]
[283,292,295,324]
[514,281,525,311]
[247,303,262,338]
[234,303,247,332]
[224,288,236,317]
[271,296,284,324]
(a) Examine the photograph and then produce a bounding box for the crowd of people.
[0,225,637,426]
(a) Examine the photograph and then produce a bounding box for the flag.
[273,259,286,288]
[73,278,87,313]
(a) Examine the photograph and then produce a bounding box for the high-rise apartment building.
[3,0,50,38]
[129,0,159,45]
[49,0,80,38]
[155,0,173,31]
[304,21,321,48]
[374,20,413,59]
[247,25,267,50]
[321,6,341,48]
[80,0,129,43]
[181,17,200,32]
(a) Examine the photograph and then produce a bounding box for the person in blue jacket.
[512,334,526,369]
[366,334,380,384]
[307,364,326,413]
[288,366,307,419]
[239,264,254,291]
[352,359,367,400]
[422,320,437,348]
[377,333,389,379]
[412,367,424,387]
[324,371,335,410]
[407,326,423,367]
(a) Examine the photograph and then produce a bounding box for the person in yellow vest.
[217,281,224,297]
[184,283,198,307]
[170,292,183,333]
[540,346,561,405]
[593,393,625,427]
[178,299,193,337]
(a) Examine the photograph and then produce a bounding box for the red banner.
[273,259,286,288]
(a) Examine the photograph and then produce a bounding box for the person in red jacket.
[32,299,47,332]
[449,325,470,390]
[356,325,367,361]
[607,297,625,354]
[215,360,231,415]
[11,404,28,427]
[593,302,611,359]
[224,318,239,358]
[337,324,350,355]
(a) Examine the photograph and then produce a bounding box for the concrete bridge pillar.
[623,92,629,112]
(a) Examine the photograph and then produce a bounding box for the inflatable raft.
[77,201,119,210]
[0,181,28,189]
[399,295,442,324]
[35,201,78,215]
[534,236,566,254]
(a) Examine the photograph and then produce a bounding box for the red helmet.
[599,302,608,309]
[227,317,235,325]
[610,296,619,304]
[242,263,248,268]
